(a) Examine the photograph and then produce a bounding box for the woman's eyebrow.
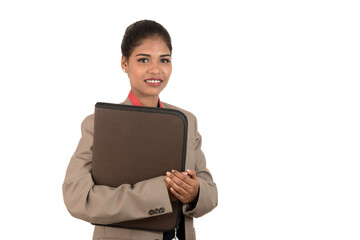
[135,53,151,57]
[135,53,171,57]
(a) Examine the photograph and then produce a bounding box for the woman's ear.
[121,55,128,71]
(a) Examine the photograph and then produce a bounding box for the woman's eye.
[161,58,171,63]
[138,58,149,63]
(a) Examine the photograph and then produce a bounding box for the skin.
[121,35,200,204]
[164,169,200,204]
[121,36,172,107]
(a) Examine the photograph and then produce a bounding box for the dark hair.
[121,20,172,59]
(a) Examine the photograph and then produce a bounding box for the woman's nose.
[147,62,161,74]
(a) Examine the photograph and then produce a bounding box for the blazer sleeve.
[62,114,173,225]
[183,115,218,218]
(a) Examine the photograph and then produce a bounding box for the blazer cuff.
[144,176,173,216]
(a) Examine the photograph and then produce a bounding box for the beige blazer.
[62,98,218,240]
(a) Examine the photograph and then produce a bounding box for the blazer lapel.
[122,97,133,106]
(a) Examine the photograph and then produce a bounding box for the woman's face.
[122,36,172,100]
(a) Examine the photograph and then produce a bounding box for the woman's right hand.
[163,175,178,201]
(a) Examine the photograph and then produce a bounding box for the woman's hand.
[163,175,178,202]
[164,169,199,204]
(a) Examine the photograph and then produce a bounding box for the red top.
[128,90,164,108]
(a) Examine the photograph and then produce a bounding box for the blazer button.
[148,210,155,215]
[154,208,160,214]
[159,207,165,213]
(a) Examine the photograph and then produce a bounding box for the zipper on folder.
[172,226,179,240]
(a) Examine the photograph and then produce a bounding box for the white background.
[1,0,359,239]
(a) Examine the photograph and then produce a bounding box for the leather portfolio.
[91,102,188,232]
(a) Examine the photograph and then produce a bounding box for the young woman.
[63,20,218,240]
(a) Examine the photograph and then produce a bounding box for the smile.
[145,80,162,83]
[144,79,163,87]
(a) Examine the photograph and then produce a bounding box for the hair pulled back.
[121,20,172,59]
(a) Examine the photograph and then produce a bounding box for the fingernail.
[166,172,170,176]
[166,177,171,182]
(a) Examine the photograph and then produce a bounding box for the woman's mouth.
[144,79,163,87]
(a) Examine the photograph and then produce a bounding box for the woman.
[63,20,218,240]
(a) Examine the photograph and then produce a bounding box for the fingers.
[169,185,185,202]
[163,175,178,201]
[185,169,198,180]
[166,178,188,203]
[166,171,190,197]
[165,169,200,204]
[163,175,170,189]
[168,170,192,187]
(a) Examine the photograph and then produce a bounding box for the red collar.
[128,90,164,108]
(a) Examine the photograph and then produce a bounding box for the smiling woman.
[62,20,218,240]
[122,36,172,107]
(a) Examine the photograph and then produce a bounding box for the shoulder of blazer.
[161,102,199,138]
[162,102,196,122]
[80,113,95,134]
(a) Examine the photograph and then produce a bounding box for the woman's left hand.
[165,169,199,204]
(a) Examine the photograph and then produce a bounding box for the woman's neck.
[131,90,159,107]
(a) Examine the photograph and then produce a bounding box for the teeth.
[146,80,161,83]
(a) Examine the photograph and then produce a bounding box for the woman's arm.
[184,119,218,218]
[62,114,173,225]
[163,114,218,218]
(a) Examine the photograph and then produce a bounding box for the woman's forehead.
[132,37,171,56]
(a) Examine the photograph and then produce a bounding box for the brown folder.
[91,102,188,232]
